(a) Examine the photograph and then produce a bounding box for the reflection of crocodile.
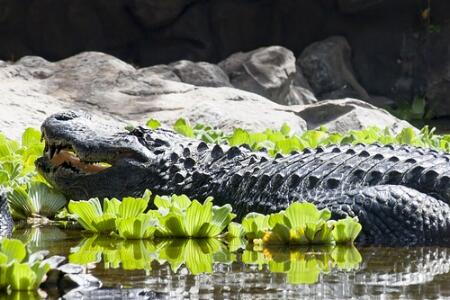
[0,190,13,236]
[36,111,450,245]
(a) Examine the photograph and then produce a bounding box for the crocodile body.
[0,190,13,236]
[35,111,450,245]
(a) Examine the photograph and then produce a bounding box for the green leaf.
[116,215,157,239]
[226,222,244,238]
[0,239,27,263]
[68,198,107,232]
[242,213,269,240]
[332,217,362,244]
[185,200,213,237]
[146,119,161,130]
[27,181,66,217]
[21,128,42,150]
[174,118,194,138]
[280,123,291,136]
[228,128,251,146]
[6,261,50,290]
[211,204,234,232]
[171,194,192,211]
[262,223,290,245]
[284,202,330,229]
[118,196,149,218]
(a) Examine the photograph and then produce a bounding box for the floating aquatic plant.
[0,239,51,291]
[241,202,361,245]
[0,128,44,188]
[153,194,235,238]
[67,190,152,235]
[68,192,235,239]
[7,181,67,220]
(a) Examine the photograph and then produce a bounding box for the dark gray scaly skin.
[35,111,450,245]
[0,189,13,237]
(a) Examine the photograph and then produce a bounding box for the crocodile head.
[35,111,180,200]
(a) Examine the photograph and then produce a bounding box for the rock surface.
[297,36,369,101]
[0,52,413,139]
[294,98,413,134]
[219,46,317,106]
[169,60,232,87]
[0,0,448,116]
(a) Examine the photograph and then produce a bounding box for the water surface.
[10,226,450,299]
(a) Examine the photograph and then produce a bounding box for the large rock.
[169,60,232,87]
[219,46,317,106]
[0,52,413,140]
[0,52,307,139]
[297,36,370,101]
[294,98,413,134]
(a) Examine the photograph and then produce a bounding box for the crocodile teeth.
[48,145,56,159]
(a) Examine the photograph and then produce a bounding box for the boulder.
[0,52,307,138]
[297,36,370,101]
[293,98,413,134]
[169,60,232,87]
[219,46,316,106]
[0,52,413,140]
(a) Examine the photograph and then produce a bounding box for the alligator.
[34,111,450,245]
[0,189,13,236]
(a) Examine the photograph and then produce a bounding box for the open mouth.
[41,139,112,175]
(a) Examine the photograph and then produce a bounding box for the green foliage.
[0,239,51,291]
[68,192,235,239]
[173,118,194,138]
[145,119,161,130]
[67,190,152,235]
[331,217,362,244]
[240,202,361,245]
[150,117,450,156]
[7,181,66,220]
[0,129,44,189]
[0,128,68,221]
[153,195,235,238]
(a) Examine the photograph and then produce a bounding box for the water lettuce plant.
[153,194,235,238]
[157,117,450,155]
[67,190,153,235]
[0,239,51,291]
[68,192,235,239]
[7,181,67,220]
[0,128,44,188]
[239,202,361,245]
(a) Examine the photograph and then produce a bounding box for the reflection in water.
[10,226,450,299]
[69,235,361,283]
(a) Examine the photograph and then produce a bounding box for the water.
[9,226,450,299]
